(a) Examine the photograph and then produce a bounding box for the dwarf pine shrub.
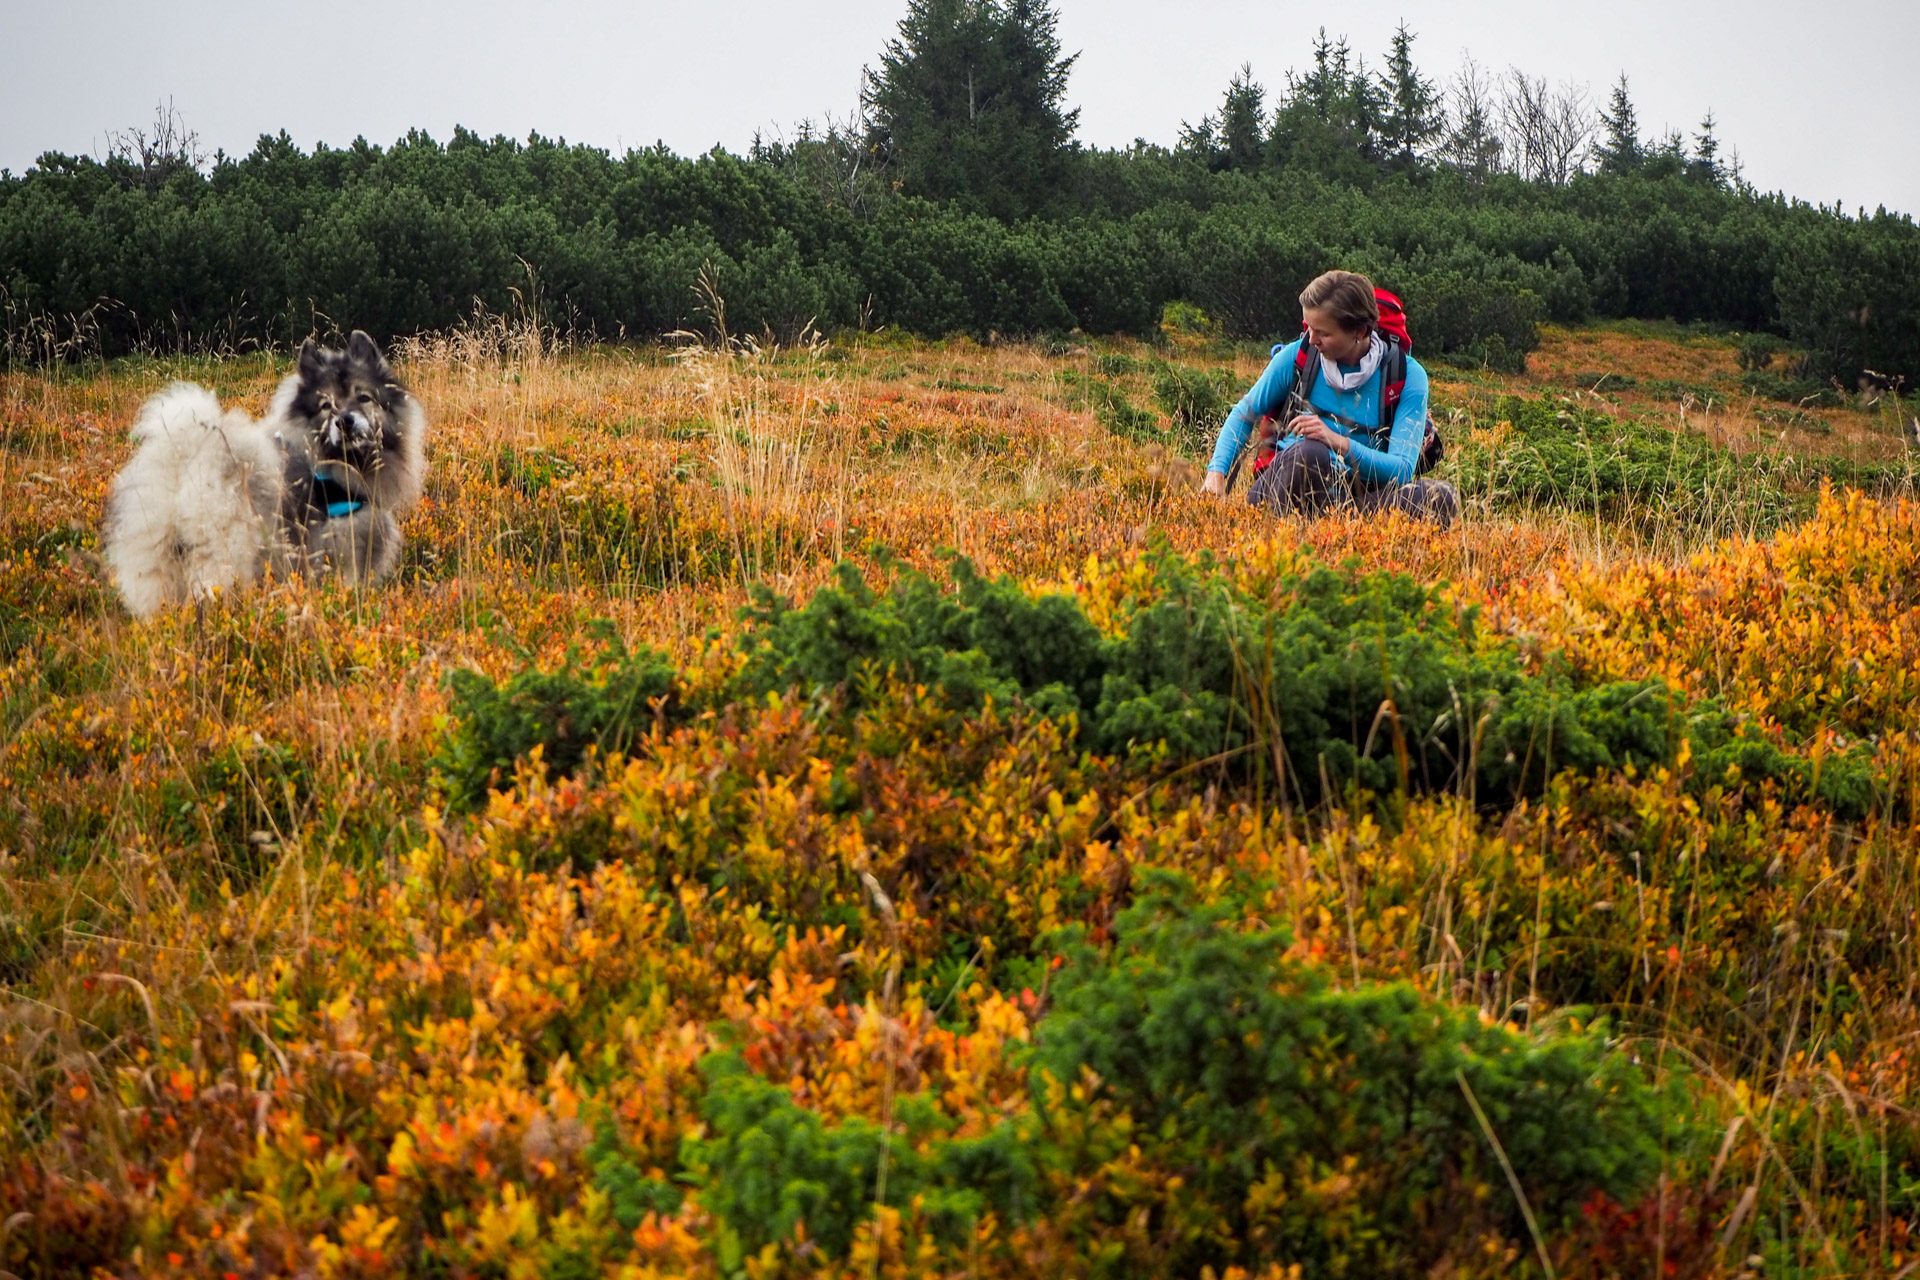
[1090,378,1164,442]
[739,550,1706,806]
[437,627,682,808]
[736,557,1109,718]
[452,550,1882,819]
[686,1054,1037,1266]
[1030,871,1679,1275]
[587,1121,683,1231]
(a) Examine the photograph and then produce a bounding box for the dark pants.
[1247,440,1459,528]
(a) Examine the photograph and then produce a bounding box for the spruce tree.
[1295,29,1349,119]
[1378,23,1443,169]
[1218,64,1268,171]
[1182,64,1271,172]
[1690,109,1724,186]
[1642,125,1689,179]
[1270,28,1383,179]
[1594,74,1643,174]
[862,0,1079,219]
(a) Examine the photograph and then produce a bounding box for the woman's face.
[1302,307,1371,364]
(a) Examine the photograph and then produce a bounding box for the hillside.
[2,322,1919,1277]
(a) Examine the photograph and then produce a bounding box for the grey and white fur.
[103,331,428,617]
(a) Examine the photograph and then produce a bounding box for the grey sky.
[4,0,1916,217]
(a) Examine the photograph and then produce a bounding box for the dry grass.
[1526,323,1741,386]
[1518,322,1913,465]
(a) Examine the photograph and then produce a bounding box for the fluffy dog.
[103,331,427,617]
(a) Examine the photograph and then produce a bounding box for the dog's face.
[289,331,408,475]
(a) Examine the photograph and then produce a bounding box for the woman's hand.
[1201,469,1228,497]
[1288,413,1351,458]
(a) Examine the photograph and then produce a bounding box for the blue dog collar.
[314,471,366,520]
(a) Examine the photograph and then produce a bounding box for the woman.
[1200,269,1458,526]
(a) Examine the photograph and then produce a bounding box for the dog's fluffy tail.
[104,383,285,618]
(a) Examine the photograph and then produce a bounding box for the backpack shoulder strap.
[1378,333,1408,429]
[1263,337,1316,412]
[1377,335,1442,475]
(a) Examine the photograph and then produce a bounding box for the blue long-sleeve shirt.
[1206,339,1430,487]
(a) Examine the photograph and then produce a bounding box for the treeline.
[0,10,1914,385]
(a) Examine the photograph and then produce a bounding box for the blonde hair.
[1299,270,1378,334]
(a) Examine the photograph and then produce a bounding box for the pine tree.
[1378,23,1443,169]
[1593,74,1642,174]
[1636,125,1687,179]
[1174,113,1218,161]
[862,0,1080,219]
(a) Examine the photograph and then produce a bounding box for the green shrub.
[738,550,1521,798]
[1177,205,1329,339]
[1687,715,1879,821]
[1567,370,1638,392]
[586,1121,683,1233]
[1637,377,1722,402]
[1150,360,1234,455]
[685,1054,1036,1266]
[1032,871,1679,1276]
[736,558,1108,719]
[444,551,1880,827]
[736,551,1563,802]
[436,625,683,808]
[735,550,1878,817]
[1739,367,1840,407]
[1399,271,1542,371]
[1158,299,1218,341]
[1735,331,1790,371]
[1432,332,1527,373]
[1089,378,1166,442]
[1774,213,1920,389]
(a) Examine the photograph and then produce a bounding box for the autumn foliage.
[2,323,1918,1276]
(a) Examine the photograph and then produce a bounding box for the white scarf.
[1319,332,1384,391]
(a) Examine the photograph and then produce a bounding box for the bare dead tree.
[752,105,890,218]
[106,97,207,191]
[1436,55,1503,182]
[1498,70,1551,183]
[800,108,890,217]
[1498,70,1593,185]
[1543,80,1596,183]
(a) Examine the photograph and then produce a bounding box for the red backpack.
[1241,287,1442,484]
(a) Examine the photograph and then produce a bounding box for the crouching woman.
[1200,269,1458,527]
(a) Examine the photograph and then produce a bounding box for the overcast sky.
[4,0,1915,217]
